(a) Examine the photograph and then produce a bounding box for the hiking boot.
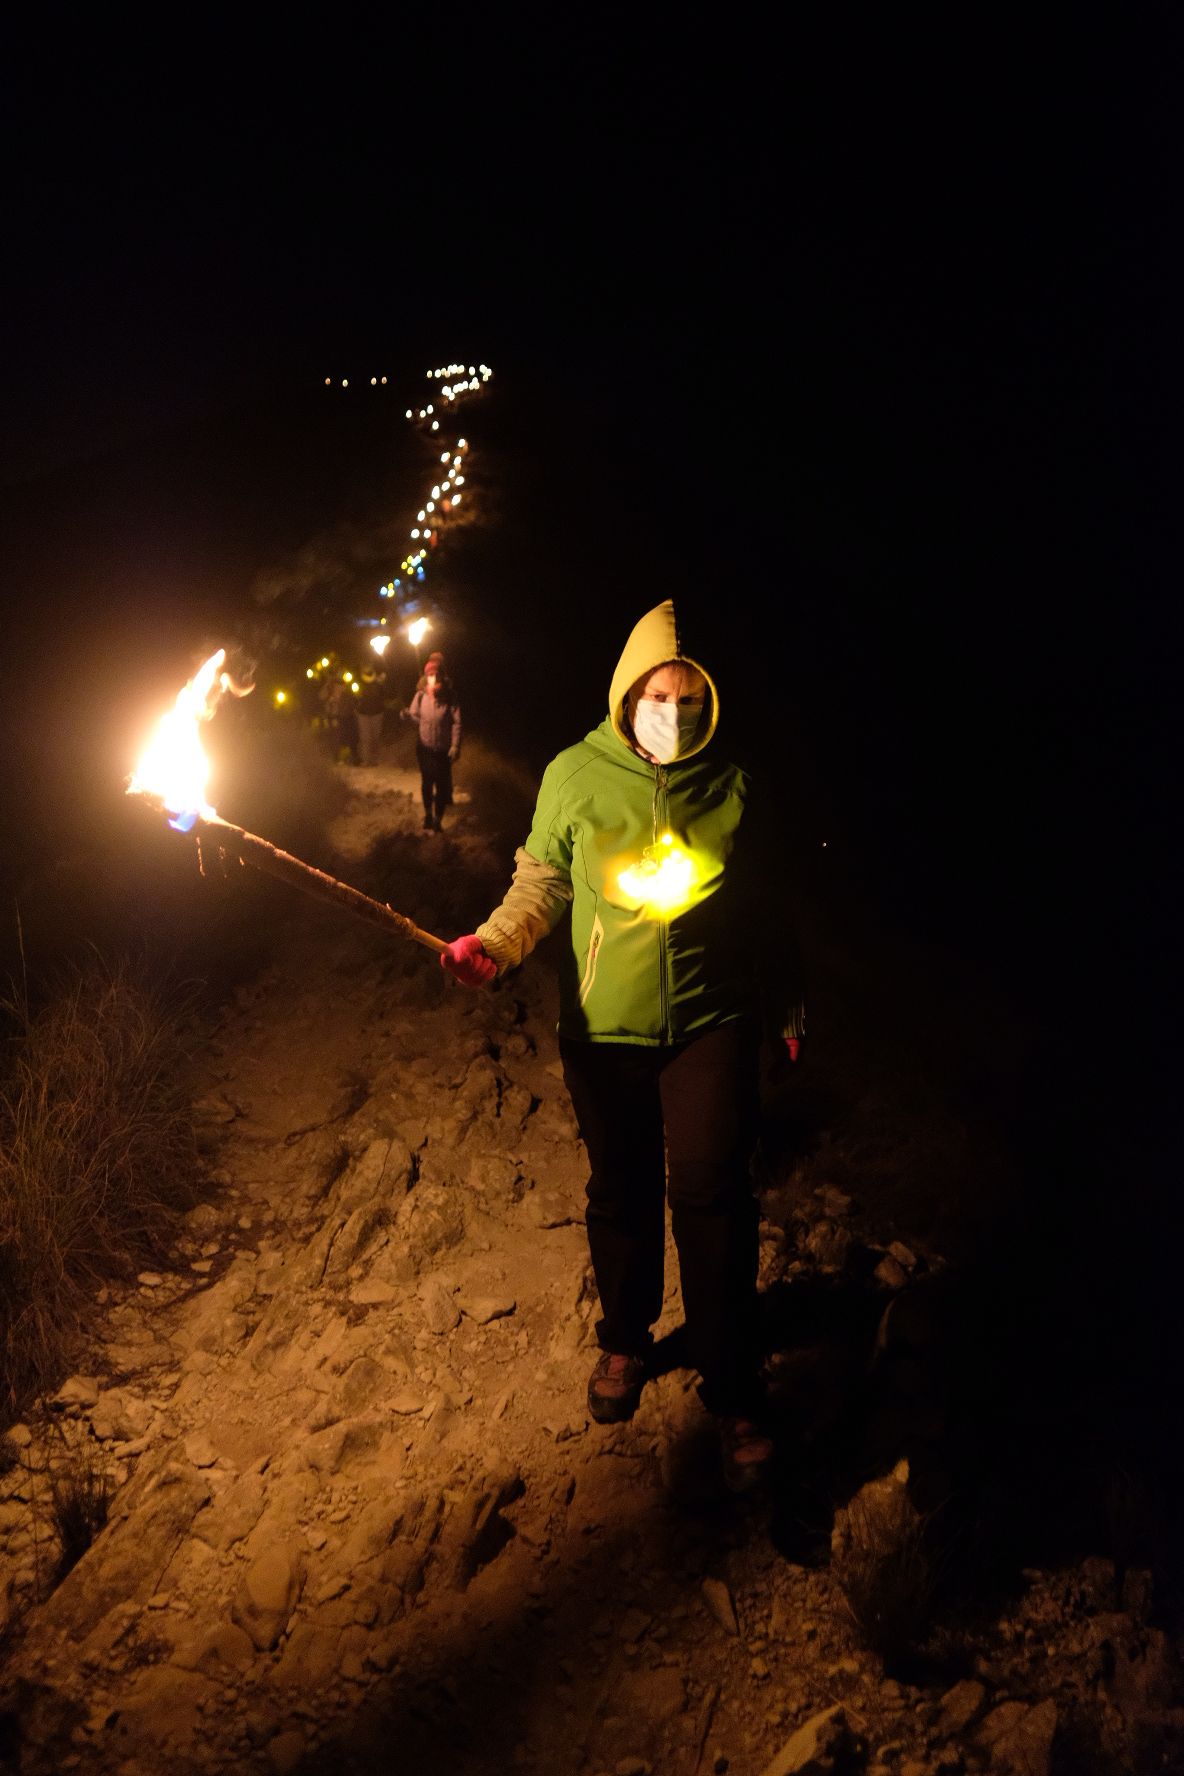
[587,1351,646,1424]
[719,1416,774,1493]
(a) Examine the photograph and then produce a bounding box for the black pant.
[560,1020,762,1415]
[417,744,452,820]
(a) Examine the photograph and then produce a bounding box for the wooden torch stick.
[135,793,449,954]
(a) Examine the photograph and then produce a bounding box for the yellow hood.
[607,599,719,760]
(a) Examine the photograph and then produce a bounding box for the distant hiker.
[356,664,388,766]
[439,601,805,1492]
[402,650,461,832]
[321,674,359,765]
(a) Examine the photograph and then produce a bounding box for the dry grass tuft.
[0,957,202,1418]
[831,1465,949,1662]
[46,1440,113,1586]
[836,1509,940,1660]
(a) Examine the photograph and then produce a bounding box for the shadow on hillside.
[746,879,1184,1644]
[752,1169,1184,1646]
[279,1456,778,1776]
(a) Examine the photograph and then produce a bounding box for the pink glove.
[440,934,496,987]
[785,1038,801,1064]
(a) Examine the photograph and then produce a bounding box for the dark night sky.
[0,17,1179,1142]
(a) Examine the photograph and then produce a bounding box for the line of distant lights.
[411,363,494,415]
[281,585,442,709]
[276,611,432,710]
[398,362,491,575]
[401,439,468,565]
[319,363,489,581]
[282,363,492,711]
[322,364,491,423]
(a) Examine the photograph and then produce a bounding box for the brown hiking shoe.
[719,1417,774,1493]
[587,1351,646,1424]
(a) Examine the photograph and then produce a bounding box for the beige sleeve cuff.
[476,847,573,975]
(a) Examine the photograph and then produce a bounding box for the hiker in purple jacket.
[402,650,461,832]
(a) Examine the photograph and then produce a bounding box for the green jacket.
[476,600,804,1046]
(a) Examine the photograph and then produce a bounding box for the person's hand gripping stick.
[440,934,497,987]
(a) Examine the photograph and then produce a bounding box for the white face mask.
[632,697,703,763]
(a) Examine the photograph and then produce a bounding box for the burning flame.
[128,648,239,831]
[618,832,698,916]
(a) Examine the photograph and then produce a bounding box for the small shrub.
[46,1441,113,1586]
[0,957,202,1417]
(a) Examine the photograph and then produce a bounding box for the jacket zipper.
[655,765,671,1042]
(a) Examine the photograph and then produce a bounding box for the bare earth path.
[1,754,1176,1776]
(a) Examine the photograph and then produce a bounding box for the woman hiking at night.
[440,600,804,1492]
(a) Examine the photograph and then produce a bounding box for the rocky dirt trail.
[1,756,1181,1776]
